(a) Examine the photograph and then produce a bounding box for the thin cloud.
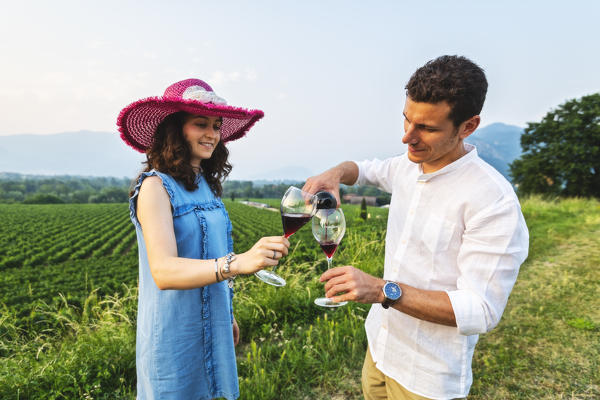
[209,69,259,85]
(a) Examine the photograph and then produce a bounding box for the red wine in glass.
[255,186,317,287]
[319,241,338,258]
[281,213,312,238]
[312,208,346,307]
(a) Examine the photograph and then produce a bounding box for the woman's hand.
[232,316,240,346]
[231,236,290,275]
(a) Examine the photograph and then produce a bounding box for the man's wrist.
[376,278,386,304]
[334,165,345,183]
[338,161,359,186]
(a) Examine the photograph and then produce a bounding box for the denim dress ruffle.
[129,170,238,400]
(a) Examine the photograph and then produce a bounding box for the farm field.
[0,197,599,399]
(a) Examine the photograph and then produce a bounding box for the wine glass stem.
[327,257,332,269]
[272,230,288,273]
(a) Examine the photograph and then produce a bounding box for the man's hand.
[321,267,458,327]
[302,161,359,206]
[320,266,385,304]
[302,170,343,206]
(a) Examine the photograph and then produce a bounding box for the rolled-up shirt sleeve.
[447,196,529,336]
[355,157,399,193]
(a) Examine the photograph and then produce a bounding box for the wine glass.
[255,186,316,287]
[312,208,347,307]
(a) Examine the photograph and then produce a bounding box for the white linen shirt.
[356,144,529,399]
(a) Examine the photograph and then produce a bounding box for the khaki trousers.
[361,347,431,400]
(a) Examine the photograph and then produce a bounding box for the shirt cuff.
[353,160,367,186]
[446,289,489,335]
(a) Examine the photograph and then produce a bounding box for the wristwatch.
[381,281,402,309]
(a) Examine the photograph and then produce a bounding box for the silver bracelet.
[214,258,221,282]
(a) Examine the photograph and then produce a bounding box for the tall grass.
[469,196,600,399]
[0,288,137,399]
[1,197,598,399]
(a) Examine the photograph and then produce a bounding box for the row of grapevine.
[0,204,136,270]
[1,254,139,332]
[223,200,281,252]
[1,201,388,335]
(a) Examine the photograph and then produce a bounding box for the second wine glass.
[255,186,316,287]
[312,208,347,307]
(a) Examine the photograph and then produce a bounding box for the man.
[302,55,529,399]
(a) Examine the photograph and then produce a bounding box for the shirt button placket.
[399,178,424,250]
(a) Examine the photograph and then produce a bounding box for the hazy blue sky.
[1,1,598,179]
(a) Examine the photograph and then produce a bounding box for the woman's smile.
[198,141,215,150]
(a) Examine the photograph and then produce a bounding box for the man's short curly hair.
[405,55,488,127]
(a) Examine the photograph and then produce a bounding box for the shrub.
[23,194,64,204]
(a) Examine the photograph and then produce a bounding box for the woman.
[117,78,289,399]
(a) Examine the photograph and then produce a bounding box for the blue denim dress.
[129,170,239,400]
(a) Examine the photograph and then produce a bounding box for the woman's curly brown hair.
[133,111,232,197]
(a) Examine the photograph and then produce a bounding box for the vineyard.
[0,202,386,327]
[0,204,139,329]
[1,198,599,399]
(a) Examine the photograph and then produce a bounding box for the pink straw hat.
[117,78,264,153]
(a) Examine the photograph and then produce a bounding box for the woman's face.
[182,114,222,167]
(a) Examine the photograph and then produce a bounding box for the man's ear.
[459,115,480,140]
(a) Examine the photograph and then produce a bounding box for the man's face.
[402,98,477,173]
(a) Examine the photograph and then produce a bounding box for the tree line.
[224,181,391,205]
[0,174,131,204]
[0,174,391,205]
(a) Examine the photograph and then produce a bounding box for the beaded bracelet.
[223,252,237,288]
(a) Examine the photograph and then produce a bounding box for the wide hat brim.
[117,96,264,153]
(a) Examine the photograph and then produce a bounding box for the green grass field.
[0,197,598,399]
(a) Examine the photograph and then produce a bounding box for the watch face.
[384,282,401,300]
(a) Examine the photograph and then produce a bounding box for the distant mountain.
[466,123,523,180]
[0,131,146,178]
[0,123,523,181]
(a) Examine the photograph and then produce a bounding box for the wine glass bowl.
[255,186,317,287]
[280,186,317,238]
[312,208,347,307]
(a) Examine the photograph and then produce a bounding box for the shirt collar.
[416,143,478,182]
